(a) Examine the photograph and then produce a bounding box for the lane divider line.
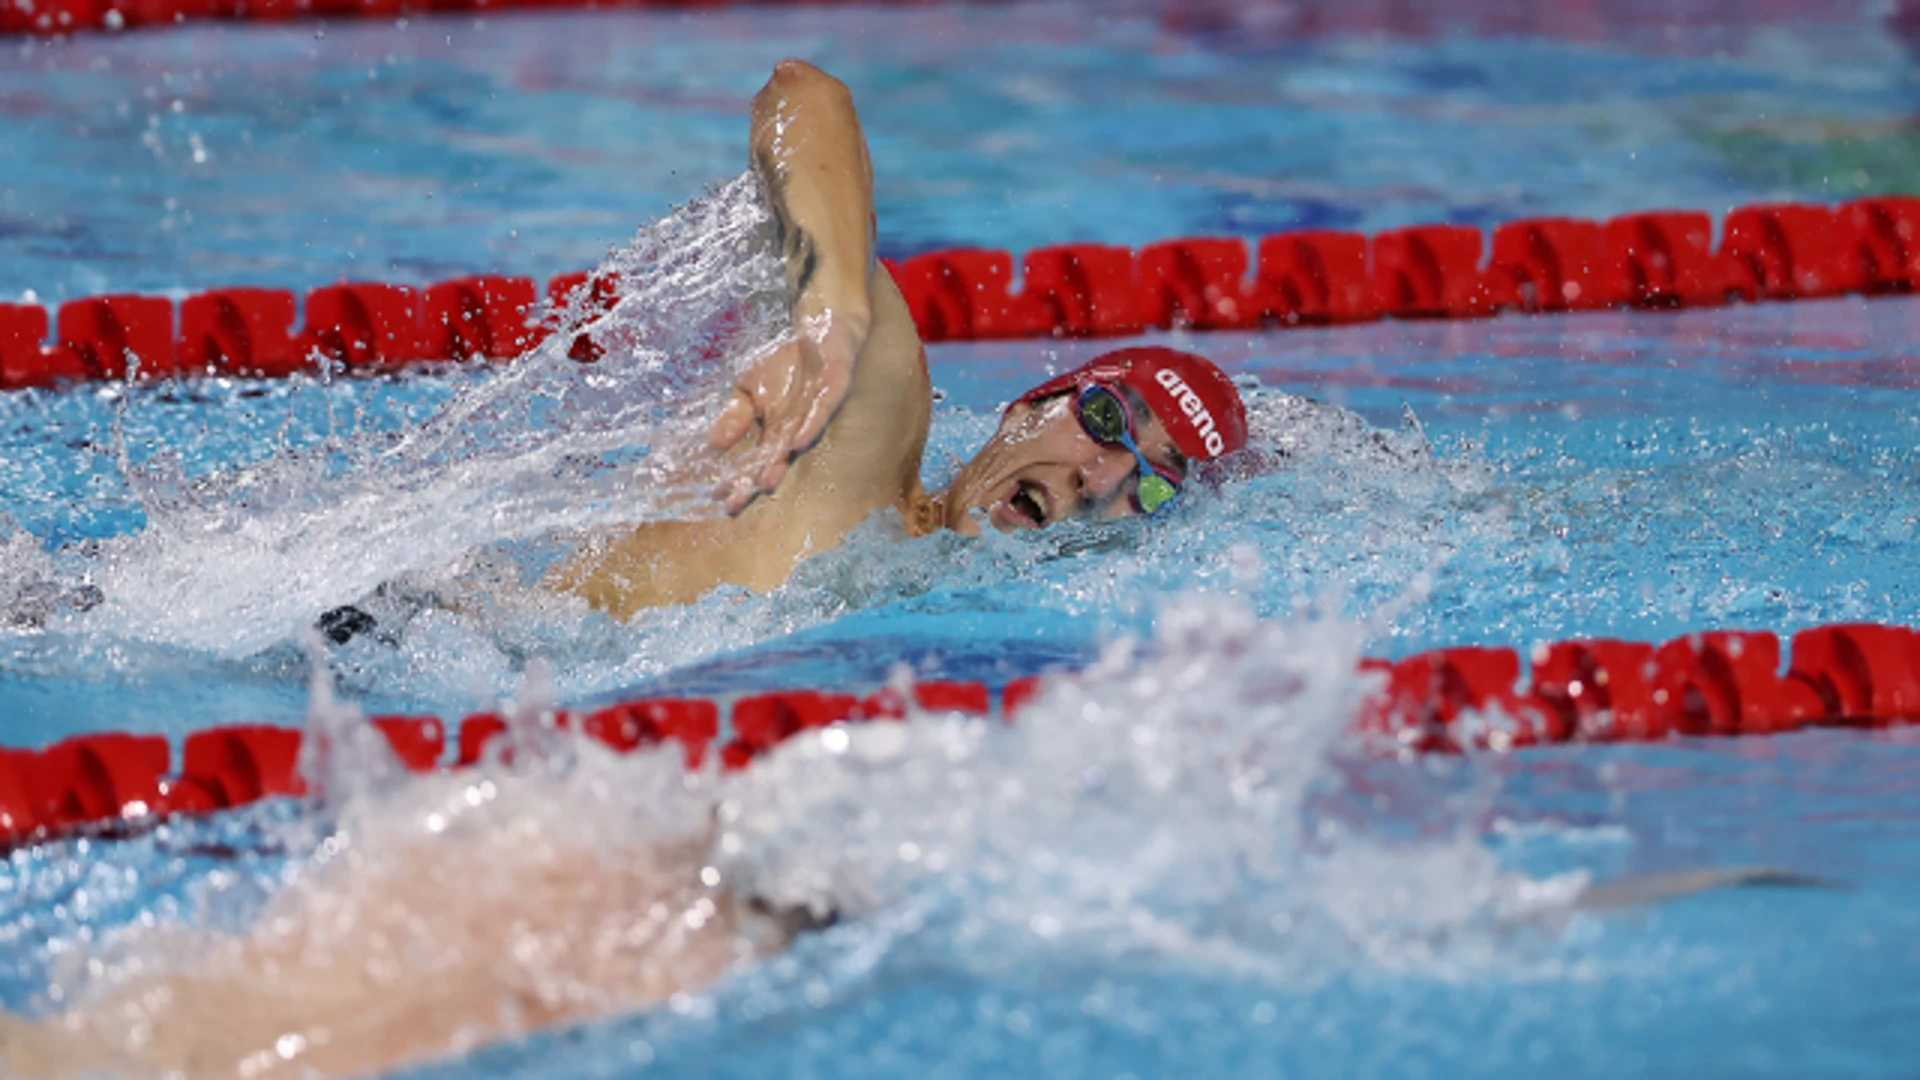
[3,198,1918,391]
[0,0,1877,40]
[3,621,1917,854]
[5,0,957,37]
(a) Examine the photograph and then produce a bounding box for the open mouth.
[1007,479,1049,528]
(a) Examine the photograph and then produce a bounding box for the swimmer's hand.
[1573,865,1840,913]
[709,287,869,513]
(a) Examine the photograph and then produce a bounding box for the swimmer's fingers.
[718,470,763,515]
[713,383,800,514]
[716,430,782,514]
[753,413,806,494]
[785,362,853,461]
[716,439,766,512]
[708,390,758,454]
[711,316,858,511]
[737,390,806,493]
[750,386,835,496]
[709,338,795,453]
[723,427,800,514]
[785,320,859,454]
[751,334,852,494]
[755,452,794,499]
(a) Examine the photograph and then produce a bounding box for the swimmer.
[0,788,827,1079]
[308,59,1247,638]
[0,803,1833,1080]
[547,59,1250,618]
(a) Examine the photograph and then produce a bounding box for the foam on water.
[2,591,1614,1079]
[712,591,1575,982]
[14,171,789,658]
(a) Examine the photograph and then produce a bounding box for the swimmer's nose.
[1075,448,1137,511]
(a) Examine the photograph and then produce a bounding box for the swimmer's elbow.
[757,60,852,111]
[769,59,840,90]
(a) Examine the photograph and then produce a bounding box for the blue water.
[5,0,1920,301]
[1,1,1919,1078]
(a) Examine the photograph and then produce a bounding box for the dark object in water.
[2,580,104,629]
[317,604,378,645]
[1577,866,1841,913]
[746,894,840,941]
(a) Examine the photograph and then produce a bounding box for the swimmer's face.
[943,386,1188,534]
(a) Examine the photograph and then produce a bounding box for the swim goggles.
[1074,384,1181,515]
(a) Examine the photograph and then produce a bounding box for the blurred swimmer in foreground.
[0,769,835,1079]
[0,793,1827,1080]
[550,60,1249,618]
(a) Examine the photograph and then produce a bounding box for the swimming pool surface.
[7,0,1920,300]
[3,1,1920,1077]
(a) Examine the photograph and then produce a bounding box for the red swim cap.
[1010,346,1249,461]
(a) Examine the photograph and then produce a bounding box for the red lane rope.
[4,620,1919,852]
[0,0,1869,40]
[1,0,921,37]
[3,197,1919,391]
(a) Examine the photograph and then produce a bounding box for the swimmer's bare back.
[554,61,935,619]
[0,850,1834,1080]
[0,824,776,1080]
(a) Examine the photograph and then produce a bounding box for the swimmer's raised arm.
[554,59,931,614]
[711,60,880,512]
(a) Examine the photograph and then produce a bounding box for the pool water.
[3,1,1920,1077]
[7,0,1920,300]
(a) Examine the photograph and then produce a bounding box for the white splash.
[9,592,1634,1080]
[66,172,789,657]
[715,591,1576,985]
